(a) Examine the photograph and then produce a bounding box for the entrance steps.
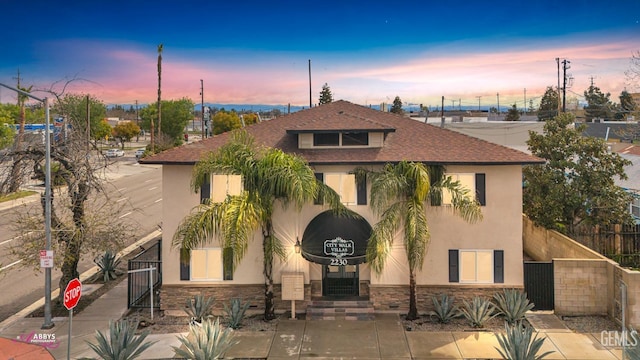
[306,299,375,320]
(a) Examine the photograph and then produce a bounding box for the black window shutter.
[494,250,504,283]
[314,173,324,205]
[357,176,367,205]
[180,248,190,280]
[200,175,210,204]
[475,173,486,206]
[448,250,459,283]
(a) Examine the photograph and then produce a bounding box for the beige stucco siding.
[162,163,523,287]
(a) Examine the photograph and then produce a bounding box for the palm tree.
[153,43,163,152]
[173,130,346,320]
[365,161,482,320]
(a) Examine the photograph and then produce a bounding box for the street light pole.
[0,83,54,329]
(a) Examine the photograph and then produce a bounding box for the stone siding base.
[161,283,522,315]
[369,284,524,312]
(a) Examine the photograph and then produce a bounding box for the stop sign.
[63,278,82,310]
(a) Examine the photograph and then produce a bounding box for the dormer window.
[314,133,339,146]
[312,132,369,147]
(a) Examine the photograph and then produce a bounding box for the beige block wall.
[522,215,605,261]
[554,259,609,316]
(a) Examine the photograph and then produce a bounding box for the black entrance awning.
[301,211,372,265]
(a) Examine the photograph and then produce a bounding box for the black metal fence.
[573,224,640,268]
[128,239,162,309]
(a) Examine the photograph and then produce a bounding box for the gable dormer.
[285,108,395,149]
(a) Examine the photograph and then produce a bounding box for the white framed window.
[442,173,476,205]
[324,173,356,204]
[190,248,223,281]
[459,250,494,283]
[211,174,243,203]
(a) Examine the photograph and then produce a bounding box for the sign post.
[63,278,82,360]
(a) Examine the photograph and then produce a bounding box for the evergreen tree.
[616,90,637,120]
[505,104,520,121]
[390,96,404,114]
[584,84,614,121]
[537,86,559,121]
[318,83,333,105]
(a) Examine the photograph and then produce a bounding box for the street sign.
[39,250,53,268]
[63,278,82,310]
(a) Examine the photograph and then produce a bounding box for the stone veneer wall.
[161,284,311,314]
[369,285,523,312]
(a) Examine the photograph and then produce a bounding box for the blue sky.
[1,0,638,109]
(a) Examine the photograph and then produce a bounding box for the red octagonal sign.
[63,278,82,310]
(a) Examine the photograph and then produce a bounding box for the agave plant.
[94,250,122,283]
[86,319,155,360]
[224,298,250,329]
[496,321,554,360]
[431,294,458,324]
[493,289,535,325]
[173,318,238,360]
[459,296,497,328]
[184,293,215,324]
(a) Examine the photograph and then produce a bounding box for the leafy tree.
[0,111,15,149]
[212,110,241,135]
[95,119,113,141]
[537,86,559,121]
[584,84,614,121]
[112,122,141,148]
[523,113,633,236]
[53,94,107,141]
[173,131,347,320]
[505,104,520,121]
[390,96,404,114]
[319,83,333,105]
[240,113,258,126]
[364,162,482,320]
[139,98,193,149]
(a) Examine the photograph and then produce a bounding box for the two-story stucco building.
[141,100,543,314]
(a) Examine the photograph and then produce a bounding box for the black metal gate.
[128,239,162,309]
[322,264,359,297]
[523,261,554,310]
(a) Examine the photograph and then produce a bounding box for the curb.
[0,229,162,333]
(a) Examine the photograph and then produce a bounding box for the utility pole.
[562,59,570,113]
[556,58,561,114]
[86,95,90,151]
[200,79,205,139]
[524,88,527,114]
[135,100,139,142]
[496,93,500,114]
[440,96,445,128]
[476,96,481,112]
[459,99,461,111]
[308,59,312,108]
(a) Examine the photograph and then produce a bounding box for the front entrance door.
[322,264,359,297]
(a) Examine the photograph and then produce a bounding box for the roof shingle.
[141,100,543,166]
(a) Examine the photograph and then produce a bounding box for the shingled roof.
[141,100,543,166]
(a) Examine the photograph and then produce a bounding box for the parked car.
[135,148,145,159]
[105,148,125,157]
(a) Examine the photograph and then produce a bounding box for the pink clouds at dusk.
[1,1,638,109]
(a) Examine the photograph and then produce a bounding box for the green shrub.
[184,293,215,324]
[496,321,554,360]
[459,296,497,328]
[431,294,458,324]
[493,289,535,325]
[224,298,250,329]
[173,318,238,360]
[94,250,121,283]
[86,319,155,360]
